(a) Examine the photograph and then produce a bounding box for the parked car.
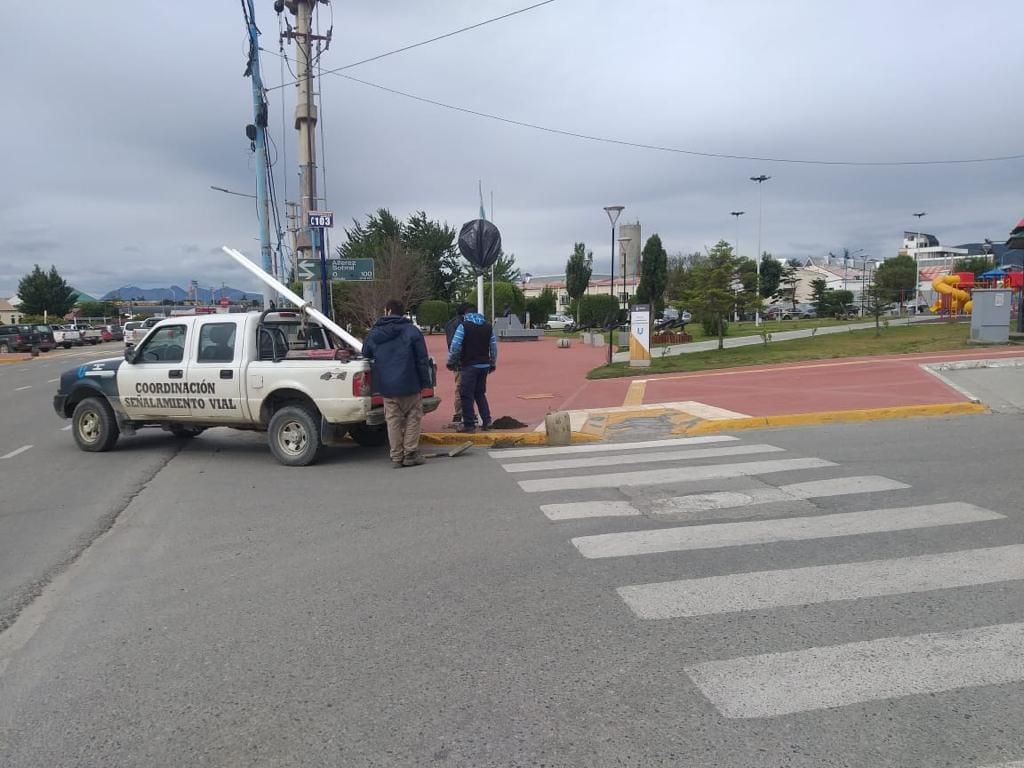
[102,324,124,341]
[58,325,85,346]
[50,326,80,349]
[75,325,103,344]
[0,324,44,353]
[124,317,161,348]
[32,324,57,352]
[544,314,575,331]
[781,304,817,320]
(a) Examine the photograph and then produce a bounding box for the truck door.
[187,319,245,423]
[119,322,192,420]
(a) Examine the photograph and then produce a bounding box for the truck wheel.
[72,397,120,452]
[268,405,322,466]
[349,423,388,448]
[170,426,205,439]
[63,343,72,349]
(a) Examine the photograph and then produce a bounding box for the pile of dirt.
[491,416,528,430]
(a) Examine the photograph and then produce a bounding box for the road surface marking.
[619,542,1024,618]
[15,385,31,391]
[47,378,59,383]
[540,475,909,521]
[491,435,738,459]
[519,457,835,493]
[61,425,72,431]
[502,444,784,474]
[1,445,34,459]
[541,501,642,520]
[571,503,1002,559]
[622,379,647,406]
[685,621,1024,718]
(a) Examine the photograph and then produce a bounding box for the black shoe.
[457,425,476,433]
[402,453,426,467]
[391,460,404,469]
[481,420,492,431]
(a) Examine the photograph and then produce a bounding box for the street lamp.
[603,205,624,365]
[618,236,632,310]
[730,211,745,260]
[750,175,771,326]
[861,257,878,315]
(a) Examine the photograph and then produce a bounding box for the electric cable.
[265,0,558,91]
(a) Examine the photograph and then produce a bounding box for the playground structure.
[929,269,1023,317]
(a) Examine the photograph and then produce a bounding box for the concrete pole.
[245,0,275,309]
[288,0,320,310]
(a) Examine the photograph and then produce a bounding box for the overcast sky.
[3,1,1024,298]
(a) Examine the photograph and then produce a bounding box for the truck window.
[135,325,187,363]
[197,322,236,363]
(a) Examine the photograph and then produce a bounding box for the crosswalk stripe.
[519,457,835,493]
[685,621,1024,718]
[571,502,1003,559]
[618,543,1024,619]
[539,475,908,521]
[490,435,738,459]
[540,500,642,520]
[502,444,784,474]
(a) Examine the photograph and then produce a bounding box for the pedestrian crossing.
[489,434,1024,728]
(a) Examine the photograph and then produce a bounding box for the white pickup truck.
[51,326,81,349]
[74,325,103,345]
[53,309,440,465]
[123,317,161,348]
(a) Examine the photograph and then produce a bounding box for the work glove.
[489,363,497,373]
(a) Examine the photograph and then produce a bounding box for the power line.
[265,0,558,92]
[327,72,1024,167]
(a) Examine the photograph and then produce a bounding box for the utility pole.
[244,0,275,309]
[279,1,329,312]
[750,175,771,327]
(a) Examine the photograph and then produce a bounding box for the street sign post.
[296,258,375,282]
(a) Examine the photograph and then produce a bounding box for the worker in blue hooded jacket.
[447,309,497,433]
[362,299,431,467]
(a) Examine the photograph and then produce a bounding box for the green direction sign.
[296,258,375,282]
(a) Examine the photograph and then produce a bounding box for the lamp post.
[750,176,771,326]
[603,205,624,364]
[618,236,632,310]
[731,211,745,321]
[862,257,878,315]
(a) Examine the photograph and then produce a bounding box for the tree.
[758,254,784,300]
[468,281,525,321]
[570,294,621,329]
[77,301,117,319]
[666,251,704,303]
[564,242,593,324]
[491,251,521,284]
[863,278,894,336]
[338,237,431,329]
[683,240,736,349]
[634,234,669,315]
[17,265,76,317]
[525,286,557,326]
[952,256,996,277]
[403,211,463,303]
[416,300,450,333]
[874,255,918,312]
[809,278,830,316]
[774,261,799,310]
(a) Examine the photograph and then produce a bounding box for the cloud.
[2,0,1023,301]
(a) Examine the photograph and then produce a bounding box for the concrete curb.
[920,358,1024,404]
[673,402,990,436]
[0,357,31,365]
[420,431,601,448]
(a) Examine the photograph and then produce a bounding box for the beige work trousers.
[383,394,424,462]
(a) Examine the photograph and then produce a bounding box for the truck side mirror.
[124,347,136,363]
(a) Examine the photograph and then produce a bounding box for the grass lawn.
[587,322,973,380]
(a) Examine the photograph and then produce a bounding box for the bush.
[701,317,728,337]
[468,281,525,321]
[416,300,450,332]
[571,294,623,329]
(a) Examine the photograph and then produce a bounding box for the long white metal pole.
[222,246,362,352]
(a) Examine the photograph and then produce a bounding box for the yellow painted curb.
[0,357,30,365]
[674,402,990,436]
[622,379,647,406]
[420,431,601,447]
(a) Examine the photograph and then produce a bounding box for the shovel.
[423,441,474,459]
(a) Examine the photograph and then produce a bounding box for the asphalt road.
[2,382,1024,765]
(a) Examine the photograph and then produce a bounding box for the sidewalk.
[421,332,1024,440]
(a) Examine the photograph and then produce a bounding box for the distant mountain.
[101,285,262,302]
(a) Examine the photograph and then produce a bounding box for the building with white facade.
[899,231,968,303]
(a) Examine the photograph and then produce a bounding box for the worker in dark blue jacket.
[447,309,497,433]
[362,299,431,467]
